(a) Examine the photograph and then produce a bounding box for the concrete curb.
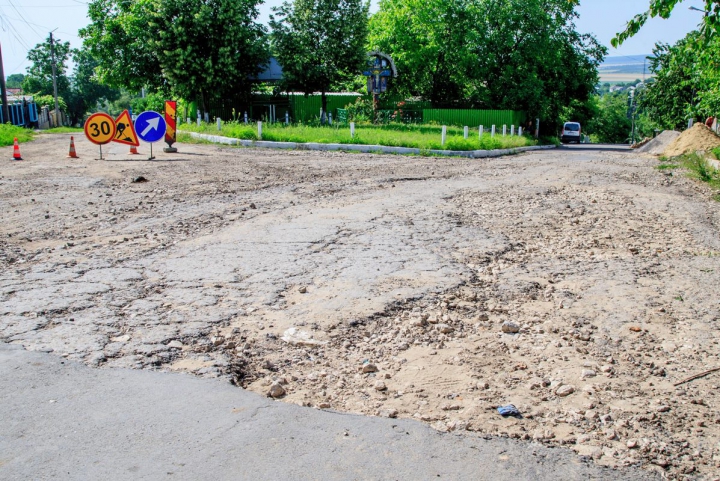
[181,130,556,158]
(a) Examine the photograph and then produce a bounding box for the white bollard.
[688,119,694,129]
[285,111,289,125]
[204,112,209,123]
[463,126,468,139]
[503,125,507,136]
[258,121,262,140]
[441,125,447,146]
[510,125,515,136]
[350,122,355,138]
[479,125,484,137]
[328,113,333,125]
[186,117,190,124]
[197,117,201,127]
[491,125,496,137]
[244,112,248,124]
[518,127,523,136]
[217,117,221,131]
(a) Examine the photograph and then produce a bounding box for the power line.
[7,0,43,39]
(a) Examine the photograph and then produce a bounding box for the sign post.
[84,112,116,160]
[164,100,178,153]
[135,111,167,160]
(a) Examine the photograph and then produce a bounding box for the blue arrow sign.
[135,111,167,143]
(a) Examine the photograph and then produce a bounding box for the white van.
[561,122,582,143]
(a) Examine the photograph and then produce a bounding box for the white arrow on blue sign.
[135,111,167,143]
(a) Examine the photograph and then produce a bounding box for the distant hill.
[598,54,654,83]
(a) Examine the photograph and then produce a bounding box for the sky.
[0,0,705,77]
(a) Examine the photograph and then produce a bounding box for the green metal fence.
[422,109,526,128]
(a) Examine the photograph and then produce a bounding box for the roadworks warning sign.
[112,110,140,146]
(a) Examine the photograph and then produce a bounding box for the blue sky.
[0,0,704,77]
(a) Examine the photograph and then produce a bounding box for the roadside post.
[84,112,116,160]
[491,125,496,137]
[164,100,178,153]
[502,125,507,136]
[510,125,515,136]
[350,122,355,138]
[463,126,468,139]
[258,121,262,140]
[535,118,540,138]
[518,127,523,136]
[479,125,484,137]
[135,110,167,160]
[285,111,289,125]
[217,117,222,131]
[441,125,447,146]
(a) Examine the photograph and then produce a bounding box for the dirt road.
[1,134,719,479]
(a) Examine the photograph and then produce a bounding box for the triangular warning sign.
[112,110,140,146]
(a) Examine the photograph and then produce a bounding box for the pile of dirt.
[636,130,680,155]
[663,123,720,157]
[630,137,651,149]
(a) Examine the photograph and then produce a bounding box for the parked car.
[561,122,582,144]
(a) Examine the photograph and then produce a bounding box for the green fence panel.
[289,94,362,123]
[422,109,526,128]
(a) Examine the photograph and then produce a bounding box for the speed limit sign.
[84,113,116,145]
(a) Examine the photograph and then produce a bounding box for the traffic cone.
[67,136,79,158]
[129,145,140,155]
[12,138,22,160]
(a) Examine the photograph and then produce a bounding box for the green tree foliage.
[270,0,370,119]
[612,0,720,47]
[21,36,71,98]
[640,34,699,130]
[66,48,121,124]
[368,0,605,130]
[585,93,633,143]
[81,0,268,111]
[6,74,24,89]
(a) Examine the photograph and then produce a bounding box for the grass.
[41,127,84,134]
[179,121,536,151]
[666,153,720,201]
[656,162,679,170]
[0,124,34,146]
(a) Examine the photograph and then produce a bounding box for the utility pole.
[49,30,60,126]
[0,41,9,124]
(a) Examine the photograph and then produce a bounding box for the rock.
[437,323,454,334]
[281,327,327,347]
[249,203,257,209]
[581,369,596,379]
[381,409,398,418]
[656,405,671,413]
[362,363,378,373]
[318,402,331,409]
[627,439,638,449]
[374,381,387,391]
[502,321,520,333]
[167,340,184,348]
[211,336,224,346]
[268,382,285,398]
[111,334,131,343]
[555,385,575,397]
[629,326,642,332]
[605,429,617,440]
[600,365,613,373]
[131,176,148,183]
[298,285,307,294]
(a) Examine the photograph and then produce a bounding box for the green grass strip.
[0,124,34,146]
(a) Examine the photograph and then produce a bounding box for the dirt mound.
[663,123,720,157]
[636,130,680,155]
[631,137,651,149]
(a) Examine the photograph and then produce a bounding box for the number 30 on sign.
[84,113,116,145]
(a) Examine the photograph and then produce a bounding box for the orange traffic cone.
[67,136,79,158]
[129,145,140,155]
[12,138,22,160]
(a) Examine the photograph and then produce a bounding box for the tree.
[66,48,121,124]
[151,0,268,112]
[81,0,268,112]
[612,0,720,47]
[6,74,24,89]
[21,36,71,98]
[640,34,700,130]
[270,0,370,121]
[368,0,605,130]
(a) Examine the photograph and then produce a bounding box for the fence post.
[197,109,201,126]
[244,111,248,124]
[217,117,221,131]
[491,125,496,137]
[479,125,484,137]
[285,111,289,125]
[463,126,468,139]
[535,118,540,138]
[688,118,694,129]
[350,122,355,138]
[204,112,209,123]
[258,121,262,140]
[328,113,333,125]
[186,117,190,124]
[441,125,447,146]
[518,126,523,136]
[510,125,515,136]
[502,125,507,136]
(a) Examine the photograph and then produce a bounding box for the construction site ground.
[1,134,719,479]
